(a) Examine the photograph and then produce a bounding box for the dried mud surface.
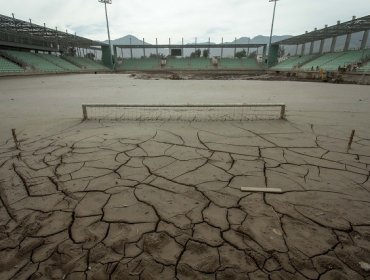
[1,120,370,280]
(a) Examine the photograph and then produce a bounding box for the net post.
[82,105,88,120]
[280,105,286,119]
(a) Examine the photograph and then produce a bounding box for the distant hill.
[108,35,151,45]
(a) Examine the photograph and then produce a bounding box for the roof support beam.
[361,30,369,50]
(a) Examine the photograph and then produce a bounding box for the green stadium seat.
[37,54,81,71]
[218,58,262,70]
[270,55,317,71]
[0,56,24,73]
[3,50,64,72]
[63,56,109,71]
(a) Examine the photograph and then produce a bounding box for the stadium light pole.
[98,0,113,66]
[268,0,279,64]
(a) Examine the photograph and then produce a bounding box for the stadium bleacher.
[218,58,262,70]
[189,58,213,70]
[37,54,81,72]
[3,50,64,72]
[166,58,191,70]
[357,61,370,73]
[63,56,109,71]
[0,56,24,73]
[301,52,345,71]
[270,55,317,71]
[271,49,370,72]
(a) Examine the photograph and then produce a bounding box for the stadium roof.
[0,14,107,51]
[275,15,370,45]
[114,43,266,49]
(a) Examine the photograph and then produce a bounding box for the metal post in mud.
[11,129,20,149]
[347,130,355,152]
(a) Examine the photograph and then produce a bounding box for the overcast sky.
[2,0,369,43]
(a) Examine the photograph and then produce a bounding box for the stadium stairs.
[62,56,110,71]
[36,54,81,72]
[0,54,25,74]
[270,55,318,71]
[271,49,370,73]
[1,50,64,73]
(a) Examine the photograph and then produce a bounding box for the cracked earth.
[0,120,370,280]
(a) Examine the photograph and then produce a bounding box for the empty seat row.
[3,50,64,72]
[0,56,24,73]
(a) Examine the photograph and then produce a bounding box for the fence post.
[82,105,87,120]
[280,105,286,119]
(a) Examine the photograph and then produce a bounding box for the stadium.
[0,1,370,280]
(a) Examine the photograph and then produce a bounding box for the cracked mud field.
[0,75,370,279]
[1,119,370,280]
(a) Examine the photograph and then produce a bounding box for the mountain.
[105,35,151,45]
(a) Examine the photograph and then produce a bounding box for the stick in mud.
[347,130,355,152]
[11,129,20,149]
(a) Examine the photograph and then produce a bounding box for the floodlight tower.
[98,0,113,65]
[268,0,279,63]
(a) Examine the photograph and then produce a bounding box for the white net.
[82,104,286,121]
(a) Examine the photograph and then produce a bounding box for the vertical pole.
[182,38,184,58]
[12,13,17,31]
[169,37,171,56]
[29,19,33,33]
[221,37,224,58]
[195,37,197,51]
[130,37,133,59]
[156,38,158,56]
[268,0,278,63]
[104,2,113,66]
[143,38,146,58]
[82,105,88,120]
[234,37,237,57]
[11,129,20,149]
[280,105,286,119]
[208,37,210,56]
[347,130,355,152]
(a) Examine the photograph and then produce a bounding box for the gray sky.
[2,0,369,43]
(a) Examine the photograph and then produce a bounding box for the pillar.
[319,39,325,54]
[330,37,337,52]
[344,33,352,51]
[361,30,369,50]
[309,41,314,55]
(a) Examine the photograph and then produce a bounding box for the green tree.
[85,52,95,59]
[203,49,210,58]
[248,51,257,59]
[235,49,247,58]
[190,49,201,58]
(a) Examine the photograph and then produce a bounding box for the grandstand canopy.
[0,14,107,51]
[275,15,370,45]
[115,43,266,49]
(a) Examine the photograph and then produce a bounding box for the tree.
[248,51,257,59]
[203,49,210,58]
[190,49,201,58]
[279,46,286,57]
[149,53,165,59]
[85,52,95,59]
[235,49,247,58]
